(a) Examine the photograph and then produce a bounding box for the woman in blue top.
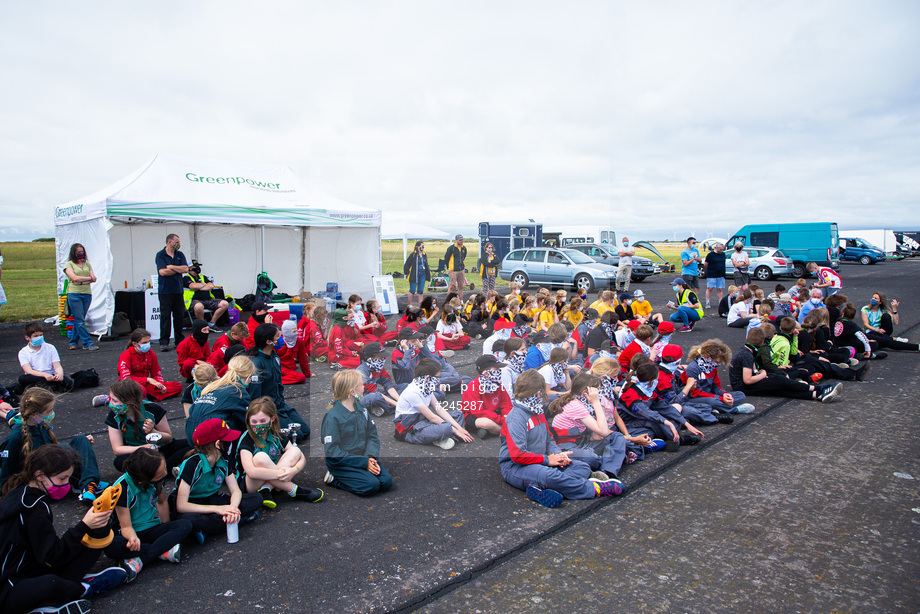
[860,292,919,351]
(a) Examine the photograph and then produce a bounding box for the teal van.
[727,223,839,278]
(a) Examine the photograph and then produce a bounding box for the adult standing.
[478,242,500,293]
[444,234,469,300]
[703,242,726,309]
[680,237,702,290]
[806,262,842,298]
[63,243,99,351]
[667,277,703,332]
[616,237,634,293]
[403,241,429,308]
[730,242,750,291]
[155,234,189,351]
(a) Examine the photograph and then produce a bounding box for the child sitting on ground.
[322,370,394,496]
[392,359,473,450]
[17,322,73,393]
[298,304,330,362]
[460,355,513,439]
[277,320,312,384]
[175,320,212,381]
[498,369,624,508]
[677,339,755,416]
[357,342,404,417]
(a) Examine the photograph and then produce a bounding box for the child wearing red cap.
[654,344,733,425]
[677,340,755,417]
[173,418,262,537]
[649,321,675,362]
[618,324,655,375]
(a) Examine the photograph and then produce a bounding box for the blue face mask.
[869,299,879,307]
[30,336,44,348]
[623,242,629,247]
[660,334,672,345]
[138,342,151,353]
[274,336,284,351]
[625,332,636,345]
[660,361,680,373]
[636,379,657,397]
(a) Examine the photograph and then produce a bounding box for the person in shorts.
[731,243,751,291]
[183,262,230,333]
[444,234,469,300]
[703,242,726,309]
[680,237,702,290]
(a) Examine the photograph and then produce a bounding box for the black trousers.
[114,439,191,472]
[104,519,194,565]
[17,373,74,393]
[739,374,815,400]
[158,293,186,347]
[0,546,100,614]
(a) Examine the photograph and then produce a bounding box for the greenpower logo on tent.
[186,172,281,190]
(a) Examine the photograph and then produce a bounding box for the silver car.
[499,247,616,292]
[564,243,657,282]
[702,246,795,281]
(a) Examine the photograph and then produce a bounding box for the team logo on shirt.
[834,321,844,337]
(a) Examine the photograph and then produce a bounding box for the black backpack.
[70,368,100,389]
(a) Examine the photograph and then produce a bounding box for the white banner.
[145,290,175,341]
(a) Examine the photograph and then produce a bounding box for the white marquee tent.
[380,219,453,262]
[54,155,381,334]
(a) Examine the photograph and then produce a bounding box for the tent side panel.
[262,226,305,295]
[305,227,376,300]
[56,217,115,336]
[195,225,262,299]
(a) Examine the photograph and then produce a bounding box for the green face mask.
[252,423,271,438]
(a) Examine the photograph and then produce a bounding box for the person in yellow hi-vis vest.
[444,235,471,300]
[666,277,704,332]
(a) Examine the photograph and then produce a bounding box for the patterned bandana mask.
[632,376,657,398]
[508,351,526,373]
[415,375,440,397]
[599,375,618,401]
[513,325,529,338]
[697,357,719,373]
[578,393,595,416]
[518,392,544,414]
[601,322,615,338]
[583,318,598,329]
[479,369,502,394]
[537,343,553,360]
[660,360,680,373]
[551,361,567,383]
[636,339,650,356]
[368,357,386,372]
[426,336,437,354]
[659,334,672,346]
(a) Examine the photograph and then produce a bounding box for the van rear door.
[830,223,839,266]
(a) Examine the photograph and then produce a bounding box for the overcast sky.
[1,0,918,242]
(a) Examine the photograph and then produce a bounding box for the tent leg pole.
[261,226,265,272]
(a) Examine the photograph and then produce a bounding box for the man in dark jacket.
[444,235,469,299]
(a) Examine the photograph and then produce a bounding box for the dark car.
[564,243,656,282]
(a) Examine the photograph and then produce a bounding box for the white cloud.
[1,0,918,242]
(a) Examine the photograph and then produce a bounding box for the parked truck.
[478,221,543,262]
[543,225,616,247]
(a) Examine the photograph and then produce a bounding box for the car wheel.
[511,271,529,288]
[754,266,772,281]
[792,262,806,277]
[631,276,648,283]
[574,274,594,293]
[859,255,872,265]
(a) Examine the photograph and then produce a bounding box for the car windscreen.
[561,249,596,264]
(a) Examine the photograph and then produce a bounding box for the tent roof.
[380,220,452,241]
[54,154,380,228]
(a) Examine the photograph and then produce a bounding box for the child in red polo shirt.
[460,355,513,439]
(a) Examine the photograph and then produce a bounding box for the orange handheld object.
[81,483,123,549]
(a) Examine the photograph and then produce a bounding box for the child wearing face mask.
[727,289,757,328]
[175,319,213,381]
[105,447,193,582]
[246,323,311,435]
[277,320,312,385]
[0,388,104,502]
[676,340,754,419]
[329,308,363,370]
[0,444,127,614]
[499,337,528,397]
[17,322,74,393]
[537,348,573,402]
[117,329,182,402]
[393,359,473,450]
[499,369,623,509]
[614,319,641,350]
[105,379,191,472]
[237,397,321,509]
[357,343,404,417]
[460,355,513,439]
[618,324,655,375]
[347,294,378,342]
[299,304,330,362]
[417,325,472,393]
[244,301,273,350]
[364,299,397,343]
[617,362,704,451]
[436,305,471,351]
[322,370,393,496]
[173,419,263,538]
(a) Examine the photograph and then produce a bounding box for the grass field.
[0,240,693,323]
[0,241,59,323]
